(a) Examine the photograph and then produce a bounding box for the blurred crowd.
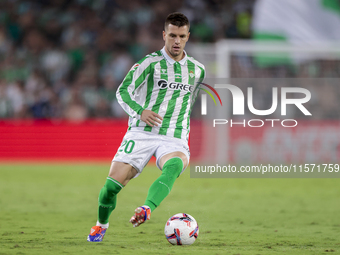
[0,0,339,120]
[0,0,254,120]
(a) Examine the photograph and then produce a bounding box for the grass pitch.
[0,163,339,255]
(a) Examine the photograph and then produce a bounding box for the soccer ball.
[164,213,199,245]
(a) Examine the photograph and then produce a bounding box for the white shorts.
[112,130,190,177]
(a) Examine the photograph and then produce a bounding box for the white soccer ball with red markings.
[164,213,199,245]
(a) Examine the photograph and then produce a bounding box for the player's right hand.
[141,110,163,127]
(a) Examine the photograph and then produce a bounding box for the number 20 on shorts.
[118,139,135,154]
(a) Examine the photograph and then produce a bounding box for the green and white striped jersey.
[116,47,205,141]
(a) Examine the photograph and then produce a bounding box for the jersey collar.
[161,47,187,66]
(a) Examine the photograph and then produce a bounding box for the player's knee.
[180,155,188,169]
[162,157,184,178]
[108,162,137,186]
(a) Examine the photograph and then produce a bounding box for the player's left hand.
[141,110,163,127]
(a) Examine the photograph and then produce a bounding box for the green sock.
[144,157,184,212]
[98,177,123,224]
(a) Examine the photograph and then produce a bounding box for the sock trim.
[107,177,123,188]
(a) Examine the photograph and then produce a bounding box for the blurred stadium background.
[0,0,339,163]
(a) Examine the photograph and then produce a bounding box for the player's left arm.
[140,110,163,127]
[190,64,206,109]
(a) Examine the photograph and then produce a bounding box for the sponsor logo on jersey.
[157,79,194,92]
[161,69,167,74]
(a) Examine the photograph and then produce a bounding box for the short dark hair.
[164,12,190,31]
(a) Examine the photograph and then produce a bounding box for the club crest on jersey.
[130,63,139,71]
[158,79,194,92]
[189,70,195,78]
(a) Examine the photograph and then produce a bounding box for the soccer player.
[87,12,205,242]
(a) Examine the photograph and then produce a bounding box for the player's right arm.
[116,61,163,126]
[116,62,148,120]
